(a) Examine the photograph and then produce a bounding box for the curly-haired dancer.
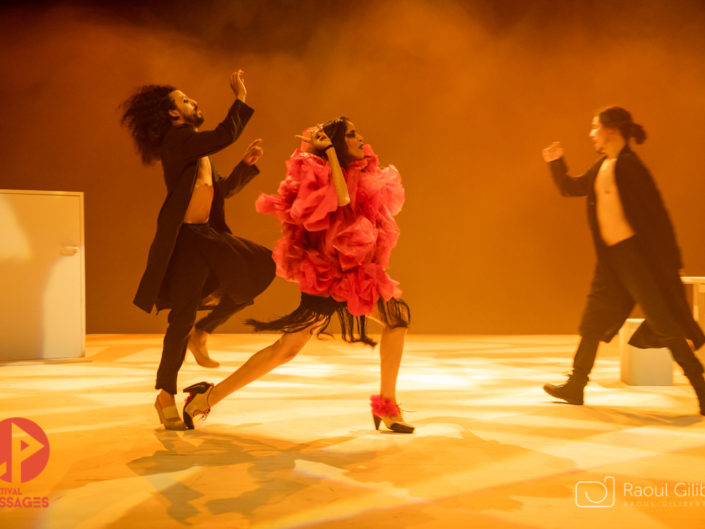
[542,107,705,415]
[120,71,275,429]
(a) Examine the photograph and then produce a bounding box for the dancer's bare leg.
[368,304,413,432]
[188,328,220,368]
[208,327,314,406]
[370,306,406,403]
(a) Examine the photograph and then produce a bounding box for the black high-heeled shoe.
[370,394,414,433]
[183,382,214,429]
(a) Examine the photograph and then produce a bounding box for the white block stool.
[681,276,705,330]
[619,318,673,385]
[681,276,705,364]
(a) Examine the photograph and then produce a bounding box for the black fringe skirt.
[246,293,411,347]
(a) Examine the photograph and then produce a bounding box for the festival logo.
[0,418,50,484]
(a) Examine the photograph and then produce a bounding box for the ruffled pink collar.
[346,144,379,173]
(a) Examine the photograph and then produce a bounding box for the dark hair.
[120,84,177,164]
[598,106,647,144]
[321,116,351,167]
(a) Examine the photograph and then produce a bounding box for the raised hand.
[542,141,564,162]
[296,125,349,206]
[242,138,263,166]
[230,70,247,102]
[296,126,332,152]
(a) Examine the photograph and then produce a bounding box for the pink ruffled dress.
[255,144,404,316]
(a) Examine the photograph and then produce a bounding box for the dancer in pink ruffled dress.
[182,118,414,433]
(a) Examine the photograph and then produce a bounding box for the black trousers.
[155,224,272,394]
[573,237,703,380]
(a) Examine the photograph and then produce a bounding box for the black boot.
[543,372,588,405]
[685,373,705,416]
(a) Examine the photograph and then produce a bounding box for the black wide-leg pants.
[155,223,275,394]
[573,237,703,380]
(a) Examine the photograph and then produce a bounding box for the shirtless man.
[541,106,705,415]
[121,71,275,429]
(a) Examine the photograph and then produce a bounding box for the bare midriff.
[594,157,635,246]
[183,157,214,224]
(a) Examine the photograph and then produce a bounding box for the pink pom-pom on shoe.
[370,394,401,417]
[370,395,414,433]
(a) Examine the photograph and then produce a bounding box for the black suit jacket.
[549,146,704,349]
[550,146,681,270]
[134,99,258,313]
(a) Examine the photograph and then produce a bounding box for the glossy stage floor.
[3,334,705,529]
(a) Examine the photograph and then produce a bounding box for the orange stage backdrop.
[2,0,705,334]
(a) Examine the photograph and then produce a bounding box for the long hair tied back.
[598,106,647,144]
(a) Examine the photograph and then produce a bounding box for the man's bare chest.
[594,159,617,197]
[195,157,213,188]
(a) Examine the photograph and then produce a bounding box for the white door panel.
[0,190,85,360]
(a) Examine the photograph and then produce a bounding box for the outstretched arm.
[168,70,254,162]
[542,141,592,197]
[297,128,350,207]
[221,139,263,197]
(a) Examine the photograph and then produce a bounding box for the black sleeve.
[549,157,594,197]
[219,161,260,198]
[165,100,254,162]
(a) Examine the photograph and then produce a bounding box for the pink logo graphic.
[0,418,50,484]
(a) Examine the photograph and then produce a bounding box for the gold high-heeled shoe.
[154,396,187,430]
[183,382,214,429]
[370,395,414,433]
